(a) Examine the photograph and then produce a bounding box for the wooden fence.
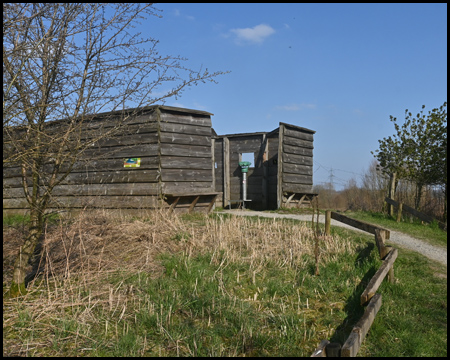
[311,211,397,357]
[385,197,447,231]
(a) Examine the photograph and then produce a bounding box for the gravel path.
[217,209,447,267]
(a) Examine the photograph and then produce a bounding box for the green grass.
[345,210,447,248]
[358,247,447,357]
[3,214,31,227]
[3,211,447,357]
[3,212,61,228]
[268,207,447,248]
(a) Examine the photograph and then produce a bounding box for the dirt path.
[217,209,447,267]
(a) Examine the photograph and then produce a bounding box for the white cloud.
[229,24,275,44]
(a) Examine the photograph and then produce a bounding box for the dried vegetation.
[3,209,365,356]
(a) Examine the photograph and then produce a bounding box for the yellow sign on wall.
[124,158,141,168]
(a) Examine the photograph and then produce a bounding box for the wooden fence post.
[396,202,403,223]
[325,210,331,236]
[387,260,395,284]
[374,229,389,259]
[311,340,330,357]
[325,342,341,357]
[388,172,396,217]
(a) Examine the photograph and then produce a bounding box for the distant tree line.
[314,161,446,223]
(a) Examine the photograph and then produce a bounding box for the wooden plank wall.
[4,111,161,212]
[3,107,216,213]
[158,110,214,195]
[280,123,314,207]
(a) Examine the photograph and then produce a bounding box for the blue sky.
[147,3,447,190]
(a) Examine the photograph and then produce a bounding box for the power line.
[328,166,335,185]
[314,160,365,178]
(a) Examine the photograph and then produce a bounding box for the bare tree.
[3,3,228,296]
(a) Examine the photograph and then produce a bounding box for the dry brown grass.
[4,209,354,288]
[3,209,184,287]
[3,209,358,357]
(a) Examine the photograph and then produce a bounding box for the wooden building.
[3,106,316,214]
[213,122,316,210]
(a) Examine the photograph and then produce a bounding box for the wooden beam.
[206,194,219,213]
[360,249,398,305]
[296,194,307,208]
[331,212,390,239]
[188,196,200,213]
[211,138,215,192]
[277,124,284,209]
[342,294,382,357]
[169,196,180,214]
[262,134,268,209]
[164,192,220,197]
[285,192,296,206]
[223,137,230,208]
[325,342,341,357]
[385,197,446,230]
[374,228,390,259]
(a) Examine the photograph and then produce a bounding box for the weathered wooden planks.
[159,111,212,128]
[159,122,212,136]
[158,109,214,198]
[6,106,317,213]
[283,173,313,185]
[283,143,313,156]
[4,195,161,209]
[341,294,382,357]
[360,249,398,305]
[279,123,314,201]
[331,212,391,239]
[160,143,211,158]
[4,106,217,213]
[282,152,313,166]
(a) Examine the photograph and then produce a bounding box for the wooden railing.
[385,197,446,231]
[311,211,397,357]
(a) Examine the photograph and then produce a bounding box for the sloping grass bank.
[344,210,447,248]
[3,210,447,356]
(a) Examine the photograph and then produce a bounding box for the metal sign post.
[239,161,251,209]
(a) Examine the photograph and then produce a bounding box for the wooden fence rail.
[341,294,383,357]
[385,197,447,231]
[312,211,398,357]
[328,211,391,239]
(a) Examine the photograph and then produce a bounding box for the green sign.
[124,158,141,168]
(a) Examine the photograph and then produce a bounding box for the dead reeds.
[3,209,358,357]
